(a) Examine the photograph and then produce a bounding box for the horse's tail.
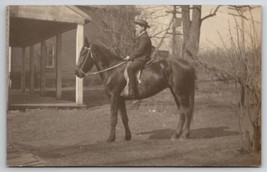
[166,58,196,123]
[188,66,195,123]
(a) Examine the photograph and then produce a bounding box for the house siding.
[10,6,139,89]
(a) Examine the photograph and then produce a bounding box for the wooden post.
[172,5,177,56]
[21,47,26,92]
[8,47,12,89]
[40,41,46,96]
[76,24,84,104]
[29,45,34,93]
[151,17,173,60]
[167,6,182,57]
[56,33,62,99]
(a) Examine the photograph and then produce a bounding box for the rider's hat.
[134,19,150,28]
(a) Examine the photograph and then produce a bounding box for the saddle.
[121,60,152,97]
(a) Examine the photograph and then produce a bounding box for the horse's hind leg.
[181,91,194,139]
[170,89,184,140]
[170,89,192,140]
[118,98,131,141]
[179,96,191,139]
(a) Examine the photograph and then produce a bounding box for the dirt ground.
[7,82,261,166]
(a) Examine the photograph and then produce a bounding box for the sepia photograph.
[6,4,261,167]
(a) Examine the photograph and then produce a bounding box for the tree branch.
[150,28,170,38]
[228,13,248,20]
[201,5,222,22]
[150,13,169,19]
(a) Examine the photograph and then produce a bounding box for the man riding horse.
[75,19,195,142]
[124,19,152,99]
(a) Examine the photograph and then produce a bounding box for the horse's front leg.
[107,95,119,142]
[118,98,131,141]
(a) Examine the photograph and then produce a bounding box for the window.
[46,44,55,68]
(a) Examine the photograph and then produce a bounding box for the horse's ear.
[84,37,89,47]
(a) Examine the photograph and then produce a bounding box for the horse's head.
[75,38,95,78]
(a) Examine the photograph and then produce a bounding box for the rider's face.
[135,24,145,36]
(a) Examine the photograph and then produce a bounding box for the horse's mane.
[91,41,123,61]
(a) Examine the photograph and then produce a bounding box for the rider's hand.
[124,56,130,61]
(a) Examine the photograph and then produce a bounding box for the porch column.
[76,24,84,104]
[29,45,34,93]
[21,47,26,92]
[56,33,62,99]
[8,47,12,89]
[40,41,46,96]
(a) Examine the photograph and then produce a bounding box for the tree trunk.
[181,5,190,57]
[253,123,261,152]
[181,5,202,58]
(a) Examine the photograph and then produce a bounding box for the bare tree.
[192,5,261,153]
[181,5,221,58]
[78,5,139,57]
[227,6,261,153]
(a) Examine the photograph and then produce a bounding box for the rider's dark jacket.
[129,31,152,63]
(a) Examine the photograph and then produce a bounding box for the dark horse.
[75,38,195,142]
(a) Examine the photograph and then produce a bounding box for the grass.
[7,81,261,166]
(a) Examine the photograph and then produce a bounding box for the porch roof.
[9,5,91,47]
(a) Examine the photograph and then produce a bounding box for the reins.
[82,46,127,76]
[85,61,127,76]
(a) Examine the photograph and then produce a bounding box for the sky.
[200,5,261,51]
[139,5,261,52]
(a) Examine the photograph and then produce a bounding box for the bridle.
[78,45,127,77]
[78,46,95,76]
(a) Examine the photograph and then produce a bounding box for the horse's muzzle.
[75,68,85,78]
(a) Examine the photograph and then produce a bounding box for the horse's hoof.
[180,133,190,139]
[125,135,132,141]
[106,137,115,143]
[170,137,176,141]
[170,134,180,141]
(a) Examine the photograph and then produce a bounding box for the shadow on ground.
[137,127,240,140]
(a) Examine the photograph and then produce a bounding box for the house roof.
[9,5,92,47]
